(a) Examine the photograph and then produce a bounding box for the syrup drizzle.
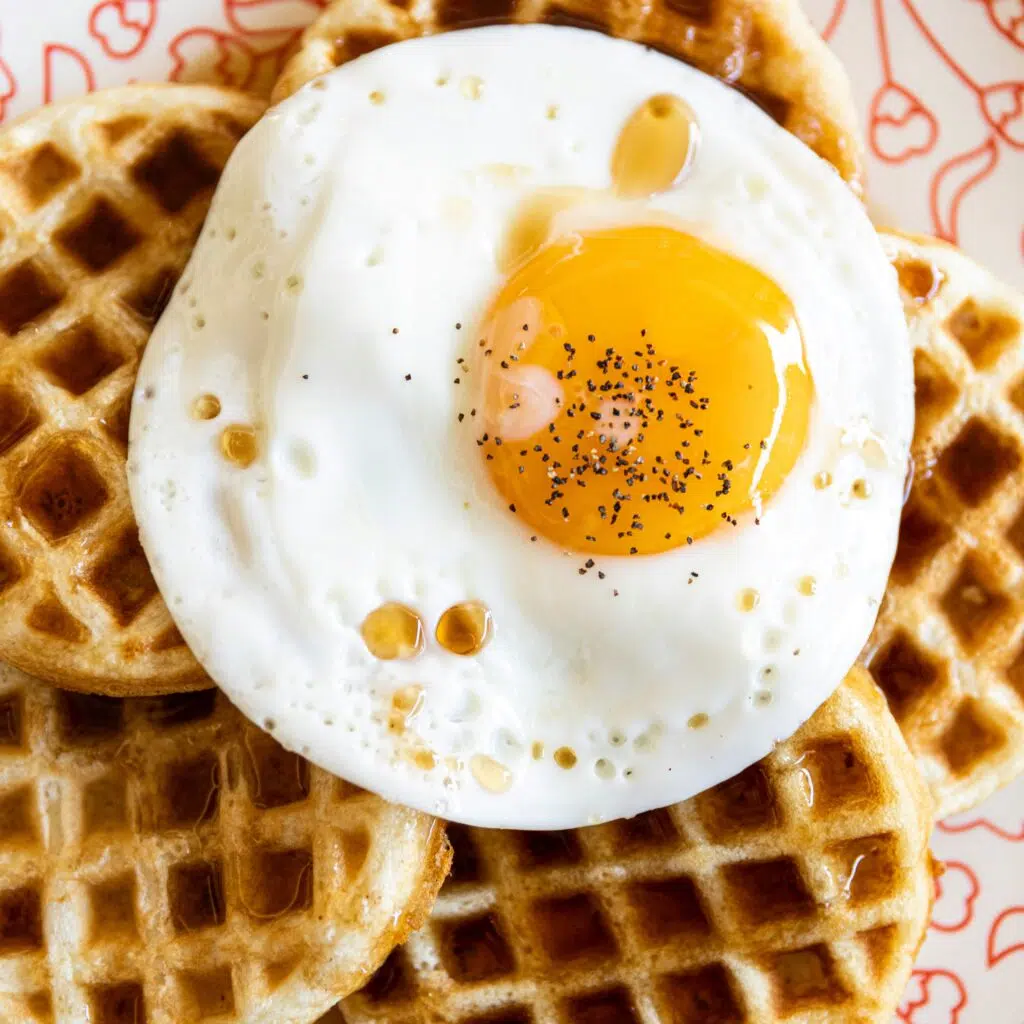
[611,94,699,198]
[498,93,700,272]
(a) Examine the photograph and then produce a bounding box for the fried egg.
[129,25,913,828]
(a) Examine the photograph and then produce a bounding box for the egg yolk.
[476,225,812,556]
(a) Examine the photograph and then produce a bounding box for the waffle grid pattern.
[272,0,863,189]
[316,671,932,1024]
[0,665,450,1024]
[865,231,1024,818]
[0,86,266,695]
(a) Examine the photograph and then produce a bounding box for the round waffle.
[0,661,452,1024]
[315,667,933,1024]
[0,85,266,696]
[271,0,864,191]
[864,231,1024,819]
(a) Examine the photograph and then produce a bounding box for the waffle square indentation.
[541,3,614,32]
[37,321,126,396]
[333,30,399,66]
[0,384,40,457]
[940,555,1013,651]
[940,698,1007,775]
[1007,643,1024,701]
[436,0,516,27]
[0,541,22,599]
[158,752,220,830]
[132,131,221,213]
[0,885,43,953]
[766,944,849,1013]
[27,594,88,643]
[912,349,959,440]
[83,774,130,833]
[56,196,142,271]
[445,823,488,885]
[532,893,616,963]
[88,873,138,942]
[1006,506,1024,562]
[242,731,310,809]
[19,439,109,542]
[722,858,814,926]
[358,949,417,1005]
[0,694,23,749]
[628,876,710,940]
[5,142,81,208]
[661,0,716,25]
[946,298,1020,368]
[86,528,159,626]
[144,690,217,729]
[244,848,313,919]
[938,417,1020,508]
[181,967,235,1020]
[612,807,679,851]
[123,266,180,324]
[0,785,38,847]
[168,860,226,933]
[57,691,124,746]
[828,833,902,905]
[890,495,953,584]
[564,987,640,1024]
[88,982,146,1024]
[695,763,779,840]
[796,738,879,814]
[658,964,743,1024]
[513,829,582,870]
[438,912,516,982]
[868,630,945,722]
[0,260,64,335]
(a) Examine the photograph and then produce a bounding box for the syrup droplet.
[736,588,760,612]
[387,684,425,733]
[460,75,483,100]
[409,747,436,771]
[220,425,259,467]
[611,93,699,198]
[688,713,709,729]
[894,256,944,305]
[361,603,425,661]
[553,746,577,769]
[813,471,832,490]
[498,188,587,273]
[851,478,872,500]
[797,576,817,597]
[531,741,544,760]
[436,600,493,656]
[191,394,221,421]
[470,753,512,793]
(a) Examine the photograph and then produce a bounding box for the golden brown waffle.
[0,660,451,1024]
[0,85,266,696]
[864,231,1024,819]
[272,0,864,190]
[312,668,933,1024]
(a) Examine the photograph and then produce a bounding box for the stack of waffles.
[0,1,1022,1021]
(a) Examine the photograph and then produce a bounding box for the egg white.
[129,25,913,828]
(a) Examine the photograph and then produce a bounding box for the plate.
[0,2,1021,1020]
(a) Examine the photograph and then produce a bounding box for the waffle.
[863,231,1024,819]
[312,667,934,1024]
[271,0,864,190]
[0,85,266,696]
[0,660,451,1024]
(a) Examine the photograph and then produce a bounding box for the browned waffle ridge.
[0,85,267,696]
[864,230,1024,819]
[312,668,933,1024]
[0,660,452,1024]
[271,0,864,191]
